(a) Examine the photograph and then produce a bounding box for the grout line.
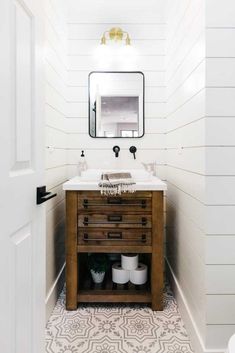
[47,180,68,191]
[45,103,66,118]
[166,180,205,205]
[68,69,166,73]
[166,197,205,233]
[206,56,235,59]
[67,54,166,57]
[206,26,235,29]
[66,147,167,151]
[45,80,67,102]
[166,58,205,101]
[46,164,67,171]
[46,198,65,216]
[68,37,166,41]
[45,58,67,85]
[206,234,235,236]
[206,264,235,266]
[166,1,204,64]
[166,87,205,119]
[166,0,192,52]
[67,22,167,25]
[206,86,235,89]
[68,84,166,89]
[46,125,67,134]
[67,100,166,104]
[166,116,205,133]
[166,31,204,85]
[167,165,235,178]
[46,38,68,70]
[44,14,67,52]
[166,165,204,176]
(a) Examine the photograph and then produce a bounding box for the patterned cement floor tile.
[46,286,194,353]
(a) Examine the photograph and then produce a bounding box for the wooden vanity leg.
[66,191,78,310]
[151,191,164,311]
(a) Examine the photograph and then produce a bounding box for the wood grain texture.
[66,190,164,310]
[78,291,152,303]
[66,191,78,310]
[78,228,152,246]
[77,245,153,253]
[78,214,152,228]
[151,191,164,310]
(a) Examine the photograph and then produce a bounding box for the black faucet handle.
[113,145,120,158]
[129,146,137,159]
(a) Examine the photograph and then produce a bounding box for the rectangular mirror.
[89,71,145,138]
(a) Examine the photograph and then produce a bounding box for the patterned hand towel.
[99,172,136,196]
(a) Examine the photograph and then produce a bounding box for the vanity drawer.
[78,192,151,213]
[78,214,151,228]
[78,229,151,246]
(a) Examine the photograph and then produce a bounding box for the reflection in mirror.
[89,72,144,138]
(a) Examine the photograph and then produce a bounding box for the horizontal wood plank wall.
[165,0,206,352]
[45,0,67,321]
[205,0,235,348]
[65,0,166,179]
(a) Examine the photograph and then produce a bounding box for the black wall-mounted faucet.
[113,145,120,158]
[129,146,137,159]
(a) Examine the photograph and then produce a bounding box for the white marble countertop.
[63,175,167,191]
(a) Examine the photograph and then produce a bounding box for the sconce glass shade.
[100,35,106,45]
[126,34,131,46]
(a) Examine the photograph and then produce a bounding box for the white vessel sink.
[63,169,167,191]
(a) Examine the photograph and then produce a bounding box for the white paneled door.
[0,0,45,353]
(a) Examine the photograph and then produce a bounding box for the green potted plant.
[88,254,109,284]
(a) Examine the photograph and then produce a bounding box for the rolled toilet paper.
[121,253,139,270]
[112,263,130,284]
[130,263,148,285]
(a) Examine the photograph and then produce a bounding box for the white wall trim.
[166,259,226,353]
[45,262,65,322]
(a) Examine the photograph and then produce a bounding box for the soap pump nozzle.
[78,150,87,176]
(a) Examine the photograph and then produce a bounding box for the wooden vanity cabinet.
[65,190,164,311]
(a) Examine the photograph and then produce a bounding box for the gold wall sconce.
[100,27,131,46]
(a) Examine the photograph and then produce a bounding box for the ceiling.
[66,0,166,23]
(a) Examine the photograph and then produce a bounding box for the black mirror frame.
[88,71,145,138]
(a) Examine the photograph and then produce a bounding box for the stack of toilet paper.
[112,254,147,285]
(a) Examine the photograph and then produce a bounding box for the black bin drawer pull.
[141,200,146,208]
[83,217,89,225]
[107,198,122,204]
[82,199,148,208]
[108,232,122,239]
[142,217,147,226]
[82,233,148,242]
[83,199,88,208]
[108,215,122,222]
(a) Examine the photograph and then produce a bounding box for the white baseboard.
[45,263,65,322]
[166,259,226,353]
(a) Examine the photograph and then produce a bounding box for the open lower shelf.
[78,267,151,303]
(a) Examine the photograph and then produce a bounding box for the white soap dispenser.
[78,150,87,176]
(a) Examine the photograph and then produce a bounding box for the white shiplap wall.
[43,0,235,349]
[44,0,67,320]
[205,0,235,349]
[166,0,206,352]
[66,0,166,177]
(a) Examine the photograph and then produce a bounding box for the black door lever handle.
[36,186,57,205]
